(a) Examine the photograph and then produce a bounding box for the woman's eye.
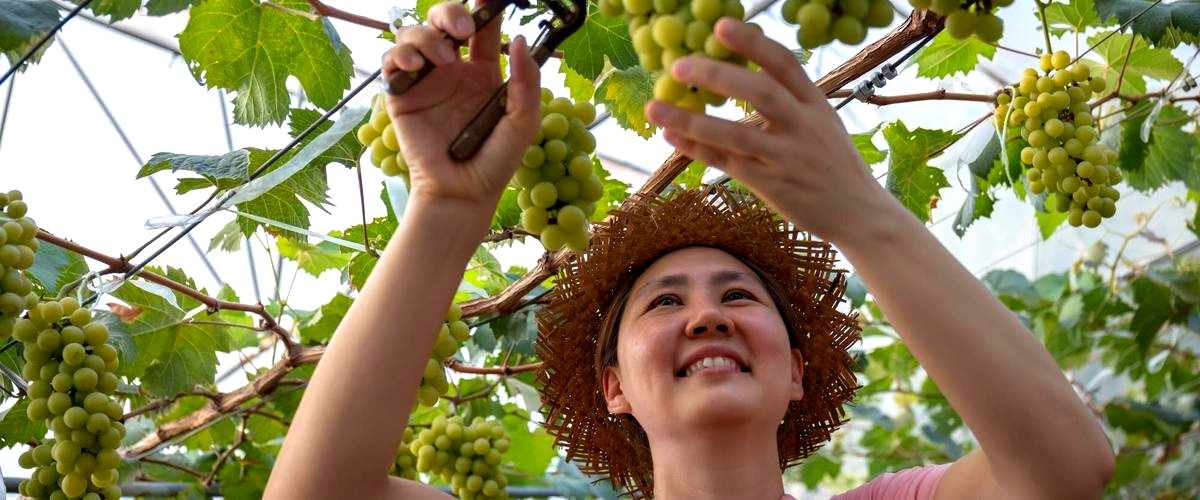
[724,290,753,301]
[650,295,680,308]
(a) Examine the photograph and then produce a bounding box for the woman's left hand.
[645,19,899,247]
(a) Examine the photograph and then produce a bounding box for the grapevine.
[994,50,1122,228]
[356,93,412,185]
[909,0,1011,42]
[781,0,894,49]
[599,0,748,112]
[513,89,604,252]
[0,190,41,339]
[416,302,472,408]
[407,414,511,499]
[14,297,126,500]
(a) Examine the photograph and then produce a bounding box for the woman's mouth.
[675,356,752,378]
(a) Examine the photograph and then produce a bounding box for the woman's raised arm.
[645,18,1114,500]
[264,1,541,497]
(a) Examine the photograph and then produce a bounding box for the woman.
[264,2,1115,498]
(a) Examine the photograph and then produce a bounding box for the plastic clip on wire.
[835,33,934,110]
[384,0,589,162]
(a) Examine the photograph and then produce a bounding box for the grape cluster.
[15,298,125,500]
[356,93,411,184]
[600,0,746,112]
[994,50,1122,228]
[0,190,40,339]
[782,0,894,49]
[514,90,604,252]
[409,414,511,499]
[416,302,471,408]
[391,427,419,480]
[910,0,1010,42]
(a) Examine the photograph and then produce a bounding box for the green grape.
[945,10,976,39]
[928,0,957,15]
[842,0,869,17]
[543,139,568,163]
[74,367,98,391]
[653,15,687,47]
[541,161,567,181]
[782,0,802,22]
[797,4,832,36]
[541,225,568,251]
[600,0,625,16]
[64,406,88,429]
[624,0,653,15]
[521,207,549,234]
[541,113,570,140]
[1082,210,1101,227]
[685,20,712,51]
[654,0,677,13]
[655,74,688,102]
[832,16,866,44]
[1050,50,1070,70]
[692,0,722,21]
[530,182,558,209]
[27,398,49,420]
[705,32,734,58]
[975,13,1003,42]
[555,178,581,202]
[83,322,108,346]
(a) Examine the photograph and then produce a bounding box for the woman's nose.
[685,308,732,338]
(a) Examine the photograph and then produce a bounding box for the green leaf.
[1189,189,1199,239]
[560,64,596,105]
[79,0,142,21]
[0,0,61,67]
[491,187,522,231]
[799,454,842,488]
[0,399,47,448]
[954,174,995,237]
[595,66,656,138]
[592,157,631,221]
[501,415,556,476]
[983,269,1039,306]
[1117,103,1199,191]
[1130,277,1172,351]
[1045,0,1107,35]
[676,161,707,188]
[558,3,638,80]
[852,128,887,165]
[178,0,354,125]
[1086,32,1183,95]
[1035,209,1069,240]
[209,220,245,252]
[139,150,250,186]
[276,237,351,278]
[144,0,195,15]
[299,293,351,344]
[415,0,441,20]
[27,237,88,296]
[913,31,996,79]
[882,122,961,222]
[1095,0,1200,46]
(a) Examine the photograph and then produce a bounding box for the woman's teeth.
[683,356,742,377]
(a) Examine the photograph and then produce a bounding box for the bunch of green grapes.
[993,50,1122,228]
[514,90,604,252]
[0,190,41,339]
[409,414,511,500]
[415,302,472,407]
[910,0,1011,42]
[599,0,746,112]
[781,0,894,49]
[356,93,411,184]
[14,298,125,500]
[391,427,419,480]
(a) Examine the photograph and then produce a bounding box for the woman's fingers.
[645,100,779,160]
[468,0,503,64]
[713,18,825,104]
[670,56,801,129]
[394,25,458,69]
[427,1,474,41]
[478,36,541,173]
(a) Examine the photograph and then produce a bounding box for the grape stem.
[140,457,207,480]
[1034,0,1054,56]
[827,89,995,105]
[202,414,250,486]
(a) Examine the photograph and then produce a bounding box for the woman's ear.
[601,365,632,415]
[788,348,805,401]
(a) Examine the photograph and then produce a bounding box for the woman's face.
[601,246,805,439]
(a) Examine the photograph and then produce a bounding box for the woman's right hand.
[382,0,541,213]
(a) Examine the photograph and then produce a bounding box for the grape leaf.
[1087,32,1183,95]
[595,66,656,138]
[558,3,638,80]
[799,454,842,489]
[561,64,596,105]
[492,187,522,231]
[1035,209,1069,239]
[209,220,245,252]
[1118,103,1199,191]
[1189,190,1200,239]
[501,414,556,476]
[0,0,60,68]
[954,174,995,237]
[676,161,707,188]
[0,399,47,448]
[882,122,961,222]
[178,0,354,126]
[1045,0,1108,35]
[144,0,194,15]
[27,237,88,296]
[139,150,251,187]
[276,236,352,278]
[592,157,630,221]
[73,0,142,21]
[853,128,887,165]
[1095,0,1200,46]
[913,31,996,79]
[299,293,351,344]
[1130,277,1173,351]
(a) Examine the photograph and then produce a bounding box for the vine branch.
[826,89,995,105]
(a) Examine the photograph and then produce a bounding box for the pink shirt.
[783,463,952,500]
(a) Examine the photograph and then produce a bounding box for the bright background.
[0,0,1195,496]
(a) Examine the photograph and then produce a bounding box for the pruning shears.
[386,0,588,162]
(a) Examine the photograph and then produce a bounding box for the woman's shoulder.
[829,463,953,500]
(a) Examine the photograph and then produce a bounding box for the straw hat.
[535,185,862,497]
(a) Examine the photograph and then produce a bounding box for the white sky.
[0,0,1195,495]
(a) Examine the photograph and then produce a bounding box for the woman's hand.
[644,19,899,246]
[382,0,541,213]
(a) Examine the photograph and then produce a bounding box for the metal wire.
[0,73,14,155]
[58,38,226,287]
[122,68,384,281]
[0,0,96,87]
[835,33,935,111]
[217,90,264,303]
